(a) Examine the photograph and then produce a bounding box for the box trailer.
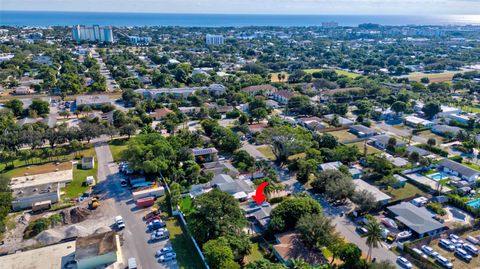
[136,196,155,207]
[132,187,165,201]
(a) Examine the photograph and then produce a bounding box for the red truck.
[136,196,155,207]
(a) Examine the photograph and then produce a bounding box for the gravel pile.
[35,230,63,245]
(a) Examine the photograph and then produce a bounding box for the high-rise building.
[205,34,225,45]
[72,25,114,43]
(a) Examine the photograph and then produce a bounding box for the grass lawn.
[303,68,361,78]
[462,162,480,171]
[418,131,445,144]
[244,242,265,264]
[405,71,463,83]
[460,105,480,113]
[2,161,73,179]
[63,148,97,199]
[345,141,382,155]
[166,216,206,269]
[287,152,307,161]
[180,196,195,216]
[327,130,357,142]
[108,138,129,163]
[256,145,277,161]
[383,182,429,201]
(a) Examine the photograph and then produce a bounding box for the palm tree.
[365,221,382,262]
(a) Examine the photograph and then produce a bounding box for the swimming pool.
[467,199,480,208]
[428,172,450,181]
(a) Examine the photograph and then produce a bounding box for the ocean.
[1,11,479,27]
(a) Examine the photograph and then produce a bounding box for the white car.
[155,247,174,257]
[158,252,177,262]
[455,248,472,262]
[436,255,453,269]
[421,245,439,257]
[463,243,479,256]
[412,247,428,259]
[115,215,125,229]
[397,256,413,269]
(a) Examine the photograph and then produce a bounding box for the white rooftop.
[10,169,73,190]
[353,179,391,202]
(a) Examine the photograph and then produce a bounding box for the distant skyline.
[3,0,480,15]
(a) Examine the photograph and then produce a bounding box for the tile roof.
[273,232,328,266]
[242,84,277,93]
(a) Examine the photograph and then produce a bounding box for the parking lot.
[414,231,480,268]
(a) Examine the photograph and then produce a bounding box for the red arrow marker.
[252,181,268,204]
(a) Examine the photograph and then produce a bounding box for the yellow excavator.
[88,196,100,209]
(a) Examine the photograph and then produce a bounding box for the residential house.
[242,203,272,232]
[297,117,326,131]
[406,145,431,158]
[150,108,173,120]
[189,174,254,201]
[437,159,480,182]
[271,90,296,105]
[349,125,377,138]
[273,232,329,267]
[387,202,446,238]
[392,174,408,188]
[319,161,342,171]
[242,84,277,96]
[431,124,462,137]
[75,95,111,108]
[202,161,240,178]
[13,86,35,95]
[438,105,462,117]
[370,135,406,150]
[248,123,268,134]
[75,231,120,269]
[353,179,392,205]
[404,115,434,128]
[192,147,218,163]
[324,114,354,126]
[448,113,471,124]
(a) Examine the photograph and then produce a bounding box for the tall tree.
[365,221,382,261]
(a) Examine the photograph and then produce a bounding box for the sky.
[2,0,480,15]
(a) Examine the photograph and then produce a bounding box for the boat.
[397,230,412,240]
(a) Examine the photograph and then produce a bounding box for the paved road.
[95,140,177,269]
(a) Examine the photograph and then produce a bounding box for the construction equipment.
[89,196,100,210]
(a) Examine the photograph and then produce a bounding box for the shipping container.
[136,196,155,207]
[132,187,165,201]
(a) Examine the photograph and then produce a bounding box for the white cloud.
[2,0,479,15]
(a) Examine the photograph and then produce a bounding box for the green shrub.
[426,203,447,216]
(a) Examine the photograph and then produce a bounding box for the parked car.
[148,219,166,230]
[397,256,413,269]
[155,247,174,257]
[150,231,169,241]
[455,248,472,262]
[435,255,453,269]
[422,245,439,257]
[412,247,428,259]
[356,226,368,235]
[439,239,456,251]
[466,236,479,245]
[450,234,460,241]
[463,243,479,256]
[115,215,125,229]
[158,252,177,263]
[451,238,464,248]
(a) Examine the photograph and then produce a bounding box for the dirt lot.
[428,231,480,268]
[8,162,72,178]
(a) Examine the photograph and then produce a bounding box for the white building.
[72,25,114,43]
[206,34,225,45]
[404,115,434,127]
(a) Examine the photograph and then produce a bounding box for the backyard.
[327,130,357,142]
[165,216,207,269]
[383,182,429,201]
[345,141,382,155]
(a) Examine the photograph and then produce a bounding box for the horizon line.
[0,10,464,17]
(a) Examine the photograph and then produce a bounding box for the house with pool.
[437,159,480,183]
